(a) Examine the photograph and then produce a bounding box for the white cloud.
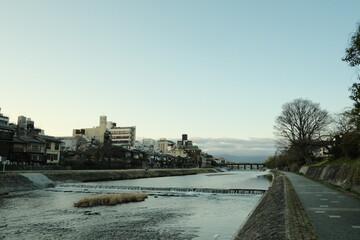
[192,137,275,156]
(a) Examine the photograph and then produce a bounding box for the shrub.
[74,193,148,208]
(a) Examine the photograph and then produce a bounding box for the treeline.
[267,22,360,169]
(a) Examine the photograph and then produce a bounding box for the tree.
[274,99,332,164]
[332,111,356,135]
[348,81,360,130]
[343,22,360,130]
[340,131,360,159]
[343,22,360,67]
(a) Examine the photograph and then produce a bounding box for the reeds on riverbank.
[74,193,148,208]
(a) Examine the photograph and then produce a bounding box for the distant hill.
[215,154,267,163]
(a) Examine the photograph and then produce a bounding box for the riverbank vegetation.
[266,22,360,169]
[74,193,148,208]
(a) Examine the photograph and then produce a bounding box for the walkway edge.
[284,174,318,240]
[233,170,318,240]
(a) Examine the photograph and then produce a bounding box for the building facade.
[36,135,61,165]
[0,108,9,125]
[73,116,108,143]
[157,138,176,153]
[110,126,136,147]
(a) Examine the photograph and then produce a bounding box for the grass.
[74,193,148,208]
[323,158,360,166]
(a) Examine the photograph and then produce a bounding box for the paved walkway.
[283,172,360,240]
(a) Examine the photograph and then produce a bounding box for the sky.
[1,0,359,158]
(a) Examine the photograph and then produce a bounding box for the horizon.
[1,1,359,157]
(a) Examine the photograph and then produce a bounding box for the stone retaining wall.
[233,170,317,240]
[300,164,360,194]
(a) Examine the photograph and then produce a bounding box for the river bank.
[233,170,317,240]
[0,168,217,192]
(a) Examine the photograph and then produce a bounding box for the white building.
[110,126,136,147]
[157,138,176,153]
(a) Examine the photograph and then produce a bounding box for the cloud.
[191,137,275,156]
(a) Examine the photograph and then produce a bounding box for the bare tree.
[332,111,356,135]
[274,99,332,164]
[74,136,89,157]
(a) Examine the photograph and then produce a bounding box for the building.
[0,108,9,125]
[177,134,193,147]
[35,135,61,165]
[142,138,157,152]
[16,116,44,137]
[73,116,108,143]
[13,136,45,165]
[157,138,176,153]
[167,148,188,158]
[110,126,136,148]
[0,109,62,166]
[0,124,15,160]
[73,116,136,148]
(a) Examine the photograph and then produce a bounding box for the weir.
[20,173,55,188]
[55,184,266,195]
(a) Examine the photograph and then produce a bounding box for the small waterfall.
[55,184,266,195]
[20,173,55,188]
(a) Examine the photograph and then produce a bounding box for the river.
[0,170,270,240]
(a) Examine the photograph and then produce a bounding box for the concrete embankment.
[299,164,360,194]
[0,168,216,193]
[233,170,317,240]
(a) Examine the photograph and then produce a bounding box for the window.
[46,154,58,161]
[55,143,60,150]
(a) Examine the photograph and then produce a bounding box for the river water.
[0,170,270,240]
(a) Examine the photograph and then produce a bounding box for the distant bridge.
[223,163,265,170]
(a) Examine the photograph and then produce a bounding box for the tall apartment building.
[109,126,136,147]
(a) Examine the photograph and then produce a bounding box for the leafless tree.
[274,99,332,164]
[74,136,89,156]
[332,111,356,135]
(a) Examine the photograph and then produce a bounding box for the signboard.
[1,157,10,171]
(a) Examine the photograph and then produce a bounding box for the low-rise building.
[36,135,61,165]
[14,136,45,165]
[0,124,14,160]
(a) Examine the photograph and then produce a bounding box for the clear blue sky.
[1,0,359,156]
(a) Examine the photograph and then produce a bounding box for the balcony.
[27,146,43,153]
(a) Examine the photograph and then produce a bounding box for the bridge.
[223,163,265,170]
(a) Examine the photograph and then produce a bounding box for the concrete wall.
[299,164,360,194]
